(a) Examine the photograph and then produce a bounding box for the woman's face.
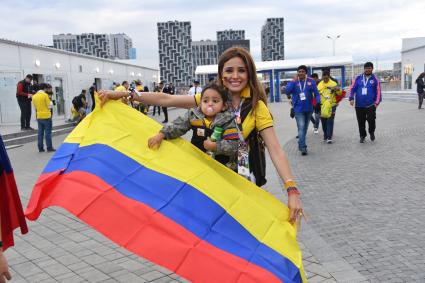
[221,57,249,94]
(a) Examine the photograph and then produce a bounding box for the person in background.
[286,65,321,155]
[89,85,96,112]
[317,70,342,144]
[32,83,55,152]
[188,80,202,96]
[16,74,34,131]
[415,72,425,109]
[152,82,164,116]
[310,73,320,134]
[349,62,382,143]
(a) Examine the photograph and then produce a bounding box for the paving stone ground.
[4,98,425,282]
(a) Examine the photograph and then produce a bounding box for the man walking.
[32,83,55,152]
[161,82,175,123]
[286,65,321,155]
[16,74,34,130]
[188,80,202,96]
[349,62,382,143]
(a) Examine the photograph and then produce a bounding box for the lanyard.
[362,75,371,87]
[298,79,307,93]
[231,98,245,141]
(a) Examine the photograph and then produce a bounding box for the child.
[148,83,238,169]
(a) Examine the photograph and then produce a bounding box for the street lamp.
[326,35,341,56]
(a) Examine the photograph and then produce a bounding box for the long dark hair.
[217,47,267,114]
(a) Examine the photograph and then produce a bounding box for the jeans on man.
[355,105,376,138]
[153,105,161,116]
[37,118,53,151]
[312,110,320,129]
[17,96,32,129]
[321,106,337,140]
[294,111,313,150]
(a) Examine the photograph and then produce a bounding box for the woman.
[99,47,303,223]
[415,72,425,109]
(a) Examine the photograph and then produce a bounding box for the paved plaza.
[3,98,425,282]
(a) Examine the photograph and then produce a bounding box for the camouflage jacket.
[160,107,239,157]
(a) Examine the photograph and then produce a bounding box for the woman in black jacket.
[415,72,425,109]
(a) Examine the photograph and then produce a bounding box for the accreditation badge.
[362,88,367,95]
[197,128,205,137]
[237,141,251,180]
[300,92,306,101]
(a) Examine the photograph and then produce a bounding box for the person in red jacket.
[16,74,34,131]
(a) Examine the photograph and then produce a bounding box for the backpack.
[240,99,267,187]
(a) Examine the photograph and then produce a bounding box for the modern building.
[109,33,133,59]
[216,29,250,57]
[157,21,192,86]
[192,40,218,85]
[0,38,157,124]
[261,18,285,61]
[53,33,133,59]
[401,37,425,91]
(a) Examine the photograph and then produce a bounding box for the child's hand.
[148,133,165,149]
[203,139,217,151]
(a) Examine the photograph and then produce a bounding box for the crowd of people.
[286,61,382,155]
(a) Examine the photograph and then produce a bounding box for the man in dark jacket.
[415,73,425,109]
[16,74,34,130]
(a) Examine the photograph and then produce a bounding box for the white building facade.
[401,37,425,91]
[0,39,158,124]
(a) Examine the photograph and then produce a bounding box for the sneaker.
[301,148,308,156]
[39,149,45,152]
[162,120,168,123]
[370,133,375,141]
[327,139,333,144]
[360,137,365,143]
[313,128,319,134]
[47,148,56,152]
[26,127,35,130]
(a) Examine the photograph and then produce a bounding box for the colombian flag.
[0,135,28,251]
[25,100,306,283]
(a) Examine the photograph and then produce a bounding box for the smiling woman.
[99,47,304,225]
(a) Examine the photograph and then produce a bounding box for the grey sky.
[1,0,424,69]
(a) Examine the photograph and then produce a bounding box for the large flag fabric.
[0,135,28,251]
[25,100,306,283]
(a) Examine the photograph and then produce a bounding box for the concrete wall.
[0,40,158,124]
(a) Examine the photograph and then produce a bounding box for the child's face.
[201,89,226,118]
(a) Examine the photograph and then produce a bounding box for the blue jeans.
[321,106,337,140]
[37,118,53,151]
[295,111,313,150]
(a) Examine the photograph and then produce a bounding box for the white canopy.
[195,55,353,75]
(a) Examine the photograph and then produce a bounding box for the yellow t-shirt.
[317,80,341,107]
[32,90,52,119]
[195,93,273,139]
[114,85,127,92]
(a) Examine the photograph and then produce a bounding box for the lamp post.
[326,35,341,56]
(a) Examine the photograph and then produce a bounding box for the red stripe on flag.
[25,171,283,283]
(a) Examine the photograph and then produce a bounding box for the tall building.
[261,18,285,61]
[109,33,133,59]
[216,29,250,57]
[192,40,218,84]
[157,21,192,85]
[53,33,133,59]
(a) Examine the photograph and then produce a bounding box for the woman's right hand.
[0,252,11,283]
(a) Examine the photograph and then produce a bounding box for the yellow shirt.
[317,80,341,107]
[114,85,127,92]
[195,93,273,139]
[32,90,52,119]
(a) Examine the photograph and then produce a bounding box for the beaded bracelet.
[287,187,300,196]
[283,180,297,190]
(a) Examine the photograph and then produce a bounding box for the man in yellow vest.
[32,83,55,152]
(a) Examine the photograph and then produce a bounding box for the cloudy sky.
[1,0,424,69]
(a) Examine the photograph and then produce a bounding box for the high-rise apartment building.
[216,29,249,57]
[261,18,284,61]
[157,21,192,85]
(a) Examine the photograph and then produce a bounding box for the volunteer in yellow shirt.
[317,70,342,144]
[32,83,55,152]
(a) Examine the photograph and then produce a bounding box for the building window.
[403,64,413,90]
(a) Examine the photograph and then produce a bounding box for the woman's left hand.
[288,193,303,224]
